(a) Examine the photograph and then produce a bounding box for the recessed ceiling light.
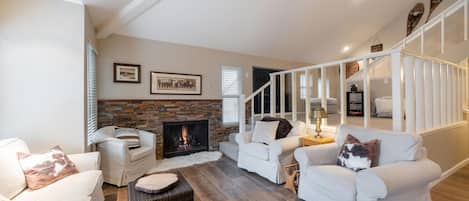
[342,46,350,53]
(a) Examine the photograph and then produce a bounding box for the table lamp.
[312,107,327,138]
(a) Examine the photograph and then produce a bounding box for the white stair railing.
[238,0,469,133]
[400,50,467,132]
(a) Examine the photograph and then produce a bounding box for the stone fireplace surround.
[98,99,238,159]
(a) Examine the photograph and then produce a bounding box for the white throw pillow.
[251,121,279,145]
[115,128,141,149]
[287,120,306,137]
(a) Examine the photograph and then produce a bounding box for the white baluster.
[404,56,416,132]
[363,59,370,128]
[340,63,347,124]
[432,62,441,127]
[291,72,298,122]
[239,94,246,134]
[251,98,255,129]
[424,60,433,129]
[415,58,425,131]
[305,70,311,126]
[441,64,448,125]
[452,67,458,122]
[270,75,276,117]
[321,66,328,126]
[280,74,285,118]
[261,90,265,118]
[458,69,462,121]
[447,66,453,123]
[392,52,404,131]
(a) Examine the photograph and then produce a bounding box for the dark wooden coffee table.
[128,171,194,201]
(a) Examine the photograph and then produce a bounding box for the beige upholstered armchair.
[95,126,156,187]
[294,125,441,201]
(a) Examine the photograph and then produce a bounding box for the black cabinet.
[347,92,364,116]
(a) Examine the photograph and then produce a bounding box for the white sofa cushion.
[12,170,102,201]
[0,138,30,199]
[336,125,422,165]
[240,143,269,161]
[129,146,153,162]
[251,121,279,145]
[306,165,357,201]
[287,121,306,137]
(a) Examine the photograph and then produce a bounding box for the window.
[87,44,97,145]
[300,74,330,99]
[222,66,242,124]
[300,74,313,99]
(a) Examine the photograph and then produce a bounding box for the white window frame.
[221,66,243,124]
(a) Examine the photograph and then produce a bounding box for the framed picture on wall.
[150,72,202,95]
[114,63,141,83]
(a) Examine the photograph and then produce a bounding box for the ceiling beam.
[96,0,161,39]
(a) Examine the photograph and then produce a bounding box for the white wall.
[97,35,308,100]
[0,0,87,153]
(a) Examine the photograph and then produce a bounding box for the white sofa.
[294,124,442,201]
[235,121,307,184]
[0,138,104,201]
[219,133,238,161]
[96,126,156,187]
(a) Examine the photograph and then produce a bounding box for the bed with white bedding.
[310,97,338,114]
[375,96,392,117]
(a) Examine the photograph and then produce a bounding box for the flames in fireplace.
[163,120,209,158]
[178,126,192,151]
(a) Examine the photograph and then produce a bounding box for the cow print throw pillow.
[337,134,380,172]
[17,146,79,190]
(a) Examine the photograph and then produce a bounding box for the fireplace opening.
[163,120,209,158]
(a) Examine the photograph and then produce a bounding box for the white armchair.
[96,127,156,187]
[0,138,104,201]
[235,121,307,184]
[294,124,441,201]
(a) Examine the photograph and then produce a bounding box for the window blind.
[87,46,97,144]
[222,67,242,123]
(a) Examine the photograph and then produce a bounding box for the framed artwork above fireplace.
[150,72,202,95]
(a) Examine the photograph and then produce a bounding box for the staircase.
[239,0,469,134]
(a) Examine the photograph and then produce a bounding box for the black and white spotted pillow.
[337,134,380,172]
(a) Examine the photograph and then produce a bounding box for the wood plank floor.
[103,157,298,201]
[431,165,469,201]
[104,157,469,201]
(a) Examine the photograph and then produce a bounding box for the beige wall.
[0,0,87,153]
[351,0,457,56]
[423,118,469,172]
[96,35,307,100]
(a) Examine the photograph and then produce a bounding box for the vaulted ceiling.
[84,0,419,63]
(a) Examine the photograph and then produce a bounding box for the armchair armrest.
[68,152,100,172]
[269,136,302,158]
[294,143,339,170]
[235,131,252,145]
[139,130,156,149]
[356,159,441,200]
[97,139,129,165]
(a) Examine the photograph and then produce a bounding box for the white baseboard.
[430,157,469,188]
